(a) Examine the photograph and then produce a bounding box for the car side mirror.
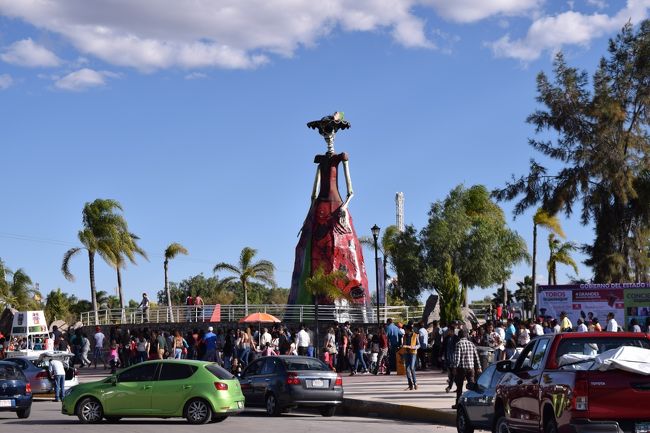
[496,360,512,373]
[466,382,480,392]
[110,376,117,386]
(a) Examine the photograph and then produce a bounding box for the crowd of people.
[2,306,647,410]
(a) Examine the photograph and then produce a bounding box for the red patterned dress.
[288,152,369,305]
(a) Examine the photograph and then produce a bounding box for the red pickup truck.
[494,332,650,433]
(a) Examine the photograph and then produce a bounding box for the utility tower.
[395,192,404,232]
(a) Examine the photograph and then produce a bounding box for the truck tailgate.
[585,370,650,420]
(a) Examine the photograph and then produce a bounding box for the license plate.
[636,423,650,433]
[237,401,244,409]
[0,400,13,408]
[311,379,327,388]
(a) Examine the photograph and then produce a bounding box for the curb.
[340,397,456,426]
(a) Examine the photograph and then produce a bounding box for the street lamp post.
[371,224,381,331]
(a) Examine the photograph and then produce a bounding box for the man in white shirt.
[606,312,619,332]
[260,328,272,347]
[296,325,310,356]
[93,327,106,369]
[417,322,429,370]
[576,319,589,332]
[533,318,544,337]
[49,358,66,402]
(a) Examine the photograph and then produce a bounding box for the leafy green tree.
[62,198,128,324]
[45,288,70,323]
[435,259,462,323]
[389,225,427,305]
[265,288,290,304]
[495,22,650,283]
[213,247,276,315]
[422,185,529,306]
[547,234,579,284]
[163,242,188,320]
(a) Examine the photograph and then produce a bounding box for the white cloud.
[423,0,543,23]
[489,0,650,61]
[54,68,115,91]
[587,0,607,9]
[0,38,61,67]
[184,72,207,80]
[0,73,13,89]
[0,0,443,71]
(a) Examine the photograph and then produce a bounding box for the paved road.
[0,401,456,433]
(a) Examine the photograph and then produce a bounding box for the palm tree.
[164,243,189,321]
[547,234,579,284]
[0,264,41,311]
[62,199,127,325]
[213,247,276,315]
[304,266,349,357]
[106,231,148,310]
[532,209,565,313]
[515,276,534,315]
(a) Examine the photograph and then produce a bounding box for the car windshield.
[0,364,25,381]
[206,364,235,380]
[555,337,650,363]
[283,358,330,371]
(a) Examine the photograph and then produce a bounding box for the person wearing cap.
[204,326,218,362]
[93,326,106,369]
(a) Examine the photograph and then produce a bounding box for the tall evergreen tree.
[495,21,650,283]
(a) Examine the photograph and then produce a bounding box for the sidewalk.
[340,369,457,425]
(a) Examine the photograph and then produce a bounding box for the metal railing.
[80,304,424,326]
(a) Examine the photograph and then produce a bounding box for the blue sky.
[1,0,649,306]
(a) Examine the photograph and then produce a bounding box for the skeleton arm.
[341,160,354,209]
[311,166,321,201]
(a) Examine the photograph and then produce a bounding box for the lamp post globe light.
[371,224,381,329]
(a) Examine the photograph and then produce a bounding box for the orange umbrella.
[238,312,281,323]
[239,312,281,348]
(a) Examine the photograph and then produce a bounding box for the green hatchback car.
[62,360,244,424]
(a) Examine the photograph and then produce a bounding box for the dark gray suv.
[239,356,343,417]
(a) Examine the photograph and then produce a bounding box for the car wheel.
[494,416,510,433]
[320,405,337,417]
[265,393,282,417]
[456,407,474,433]
[544,418,558,433]
[185,398,212,424]
[104,416,121,423]
[76,398,104,424]
[211,415,228,423]
[16,407,31,419]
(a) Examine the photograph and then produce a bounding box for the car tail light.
[335,376,343,387]
[35,371,49,379]
[572,379,589,411]
[214,382,229,391]
[286,372,301,385]
[25,384,32,394]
